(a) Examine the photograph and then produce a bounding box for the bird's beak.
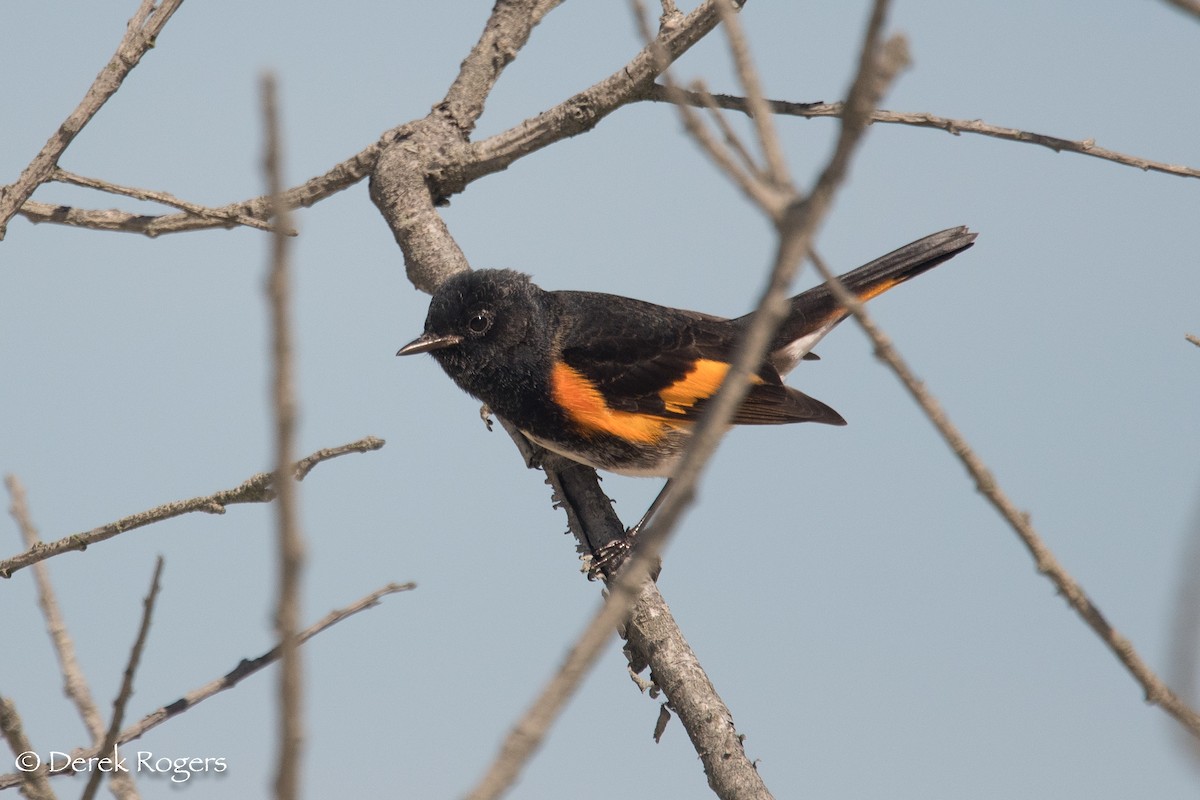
[396,332,463,356]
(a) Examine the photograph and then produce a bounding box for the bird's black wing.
[551,290,844,426]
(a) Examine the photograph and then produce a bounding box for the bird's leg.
[629,478,672,539]
[587,479,672,580]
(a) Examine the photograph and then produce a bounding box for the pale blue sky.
[3,2,1199,798]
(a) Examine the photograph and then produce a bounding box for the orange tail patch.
[660,358,734,414]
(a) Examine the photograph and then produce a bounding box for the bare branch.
[6,476,103,733]
[374,1,748,294]
[1187,333,1200,348]
[6,476,140,798]
[16,1,736,242]
[262,72,305,800]
[0,436,385,578]
[677,79,786,212]
[0,696,57,800]
[80,557,163,800]
[16,148,379,236]
[6,477,101,718]
[629,1,784,214]
[439,0,566,135]
[0,0,185,238]
[0,583,415,792]
[694,85,770,185]
[645,86,1200,181]
[806,244,1200,740]
[466,576,722,800]
[294,436,385,479]
[371,0,580,292]
[713,0,789,184]
[52,169,283,234]
[466,0,743,188]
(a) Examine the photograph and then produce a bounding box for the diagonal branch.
[370,0,577,291]
[0,582,415,792]
[80,556,163,800]
[0,697,57,800]
[6,476,106,736]
[807,245,1200,740]
[465,0,745,189]
[0,0,185,239]
[5,477,147,799]
[712,0,789,184]
[438,0,566,135]
[0,435,384,578]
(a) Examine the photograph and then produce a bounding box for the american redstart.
[399,226,975,531]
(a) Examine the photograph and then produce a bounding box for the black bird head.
[397,269,548,412]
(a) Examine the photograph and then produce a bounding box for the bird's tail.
[758,226,977,374]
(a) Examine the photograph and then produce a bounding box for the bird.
[398,226,976,536]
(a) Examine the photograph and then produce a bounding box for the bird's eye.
[466,309,493,336]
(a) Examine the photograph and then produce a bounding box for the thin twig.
[1186,333,1200,348]
[80,557,163,800]
[668,78,783,213]
[294,436,385,479]
[6,476,105,735]
[806,247,1200,740]
[4,476,145,798]
[0,436,384,578]
[262,72,305,800]
[0,0,185,238]
[52,168,282,233]
[644,86,1200,181]
[631,1,783,215]
[713,0,789,185]
[0,696,56,800]
[694,82,769,185]
[0,583,415,791]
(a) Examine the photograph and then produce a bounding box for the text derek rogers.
[17,746,227,783]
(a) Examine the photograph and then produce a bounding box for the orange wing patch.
[552,358,766,442]
[659,358,731,414]
[551,362,673,443]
